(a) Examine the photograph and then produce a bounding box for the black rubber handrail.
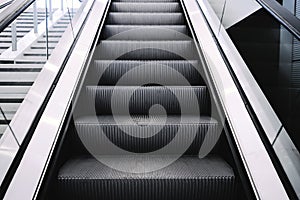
[256,0,300,40]
[0,0,35,33]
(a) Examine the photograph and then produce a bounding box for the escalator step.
[75,115,218,154]
[85,86,210,115]
[54,0,239,198]
[102,25,188,39]
[110,2,181,12]
[93,60,204,85]
[96,40,197,60]
[107,13,184,25]
[102,26,189,40]
[58,156,236,200]
[114,0,177,2]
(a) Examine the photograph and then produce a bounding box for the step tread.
[58,156,235,199]
[59,156,234,179]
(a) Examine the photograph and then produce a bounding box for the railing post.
[61,0,64,11]
[11,22,17,51]
[48,0,53,20]
[33,1,38,33]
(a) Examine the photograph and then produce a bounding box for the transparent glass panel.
[0,0,84,137]
[0,0,89,189]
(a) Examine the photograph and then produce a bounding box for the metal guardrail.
[256,0,300,40]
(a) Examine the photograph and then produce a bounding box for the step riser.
[96,41,197,60]
[59,179,235,200]
[102,27,189,40]
[58,157,236,200]
[102,25,188,39]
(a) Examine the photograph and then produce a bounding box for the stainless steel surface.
[3,0,109,199]
[182,0,289,199]
[273,128,300,198]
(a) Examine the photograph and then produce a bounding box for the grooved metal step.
[110,2,181,12]
[107,12,184,25]
[58,156,236,200]
[93,60,204,85]
[102,25,188,39]
[75,115,218,154]
[85,86,210,115]
[96,40,197,60]
[102,26,189,40]
[56,0,238,199]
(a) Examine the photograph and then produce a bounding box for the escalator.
[39,0,247,199]
[2,0,295,199]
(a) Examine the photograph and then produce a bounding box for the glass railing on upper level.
[0,0,92,194]
[0,0,83,140]
[200,0,300,198]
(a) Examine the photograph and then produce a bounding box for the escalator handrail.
[0,0,35,32]
[255,0,300,40]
